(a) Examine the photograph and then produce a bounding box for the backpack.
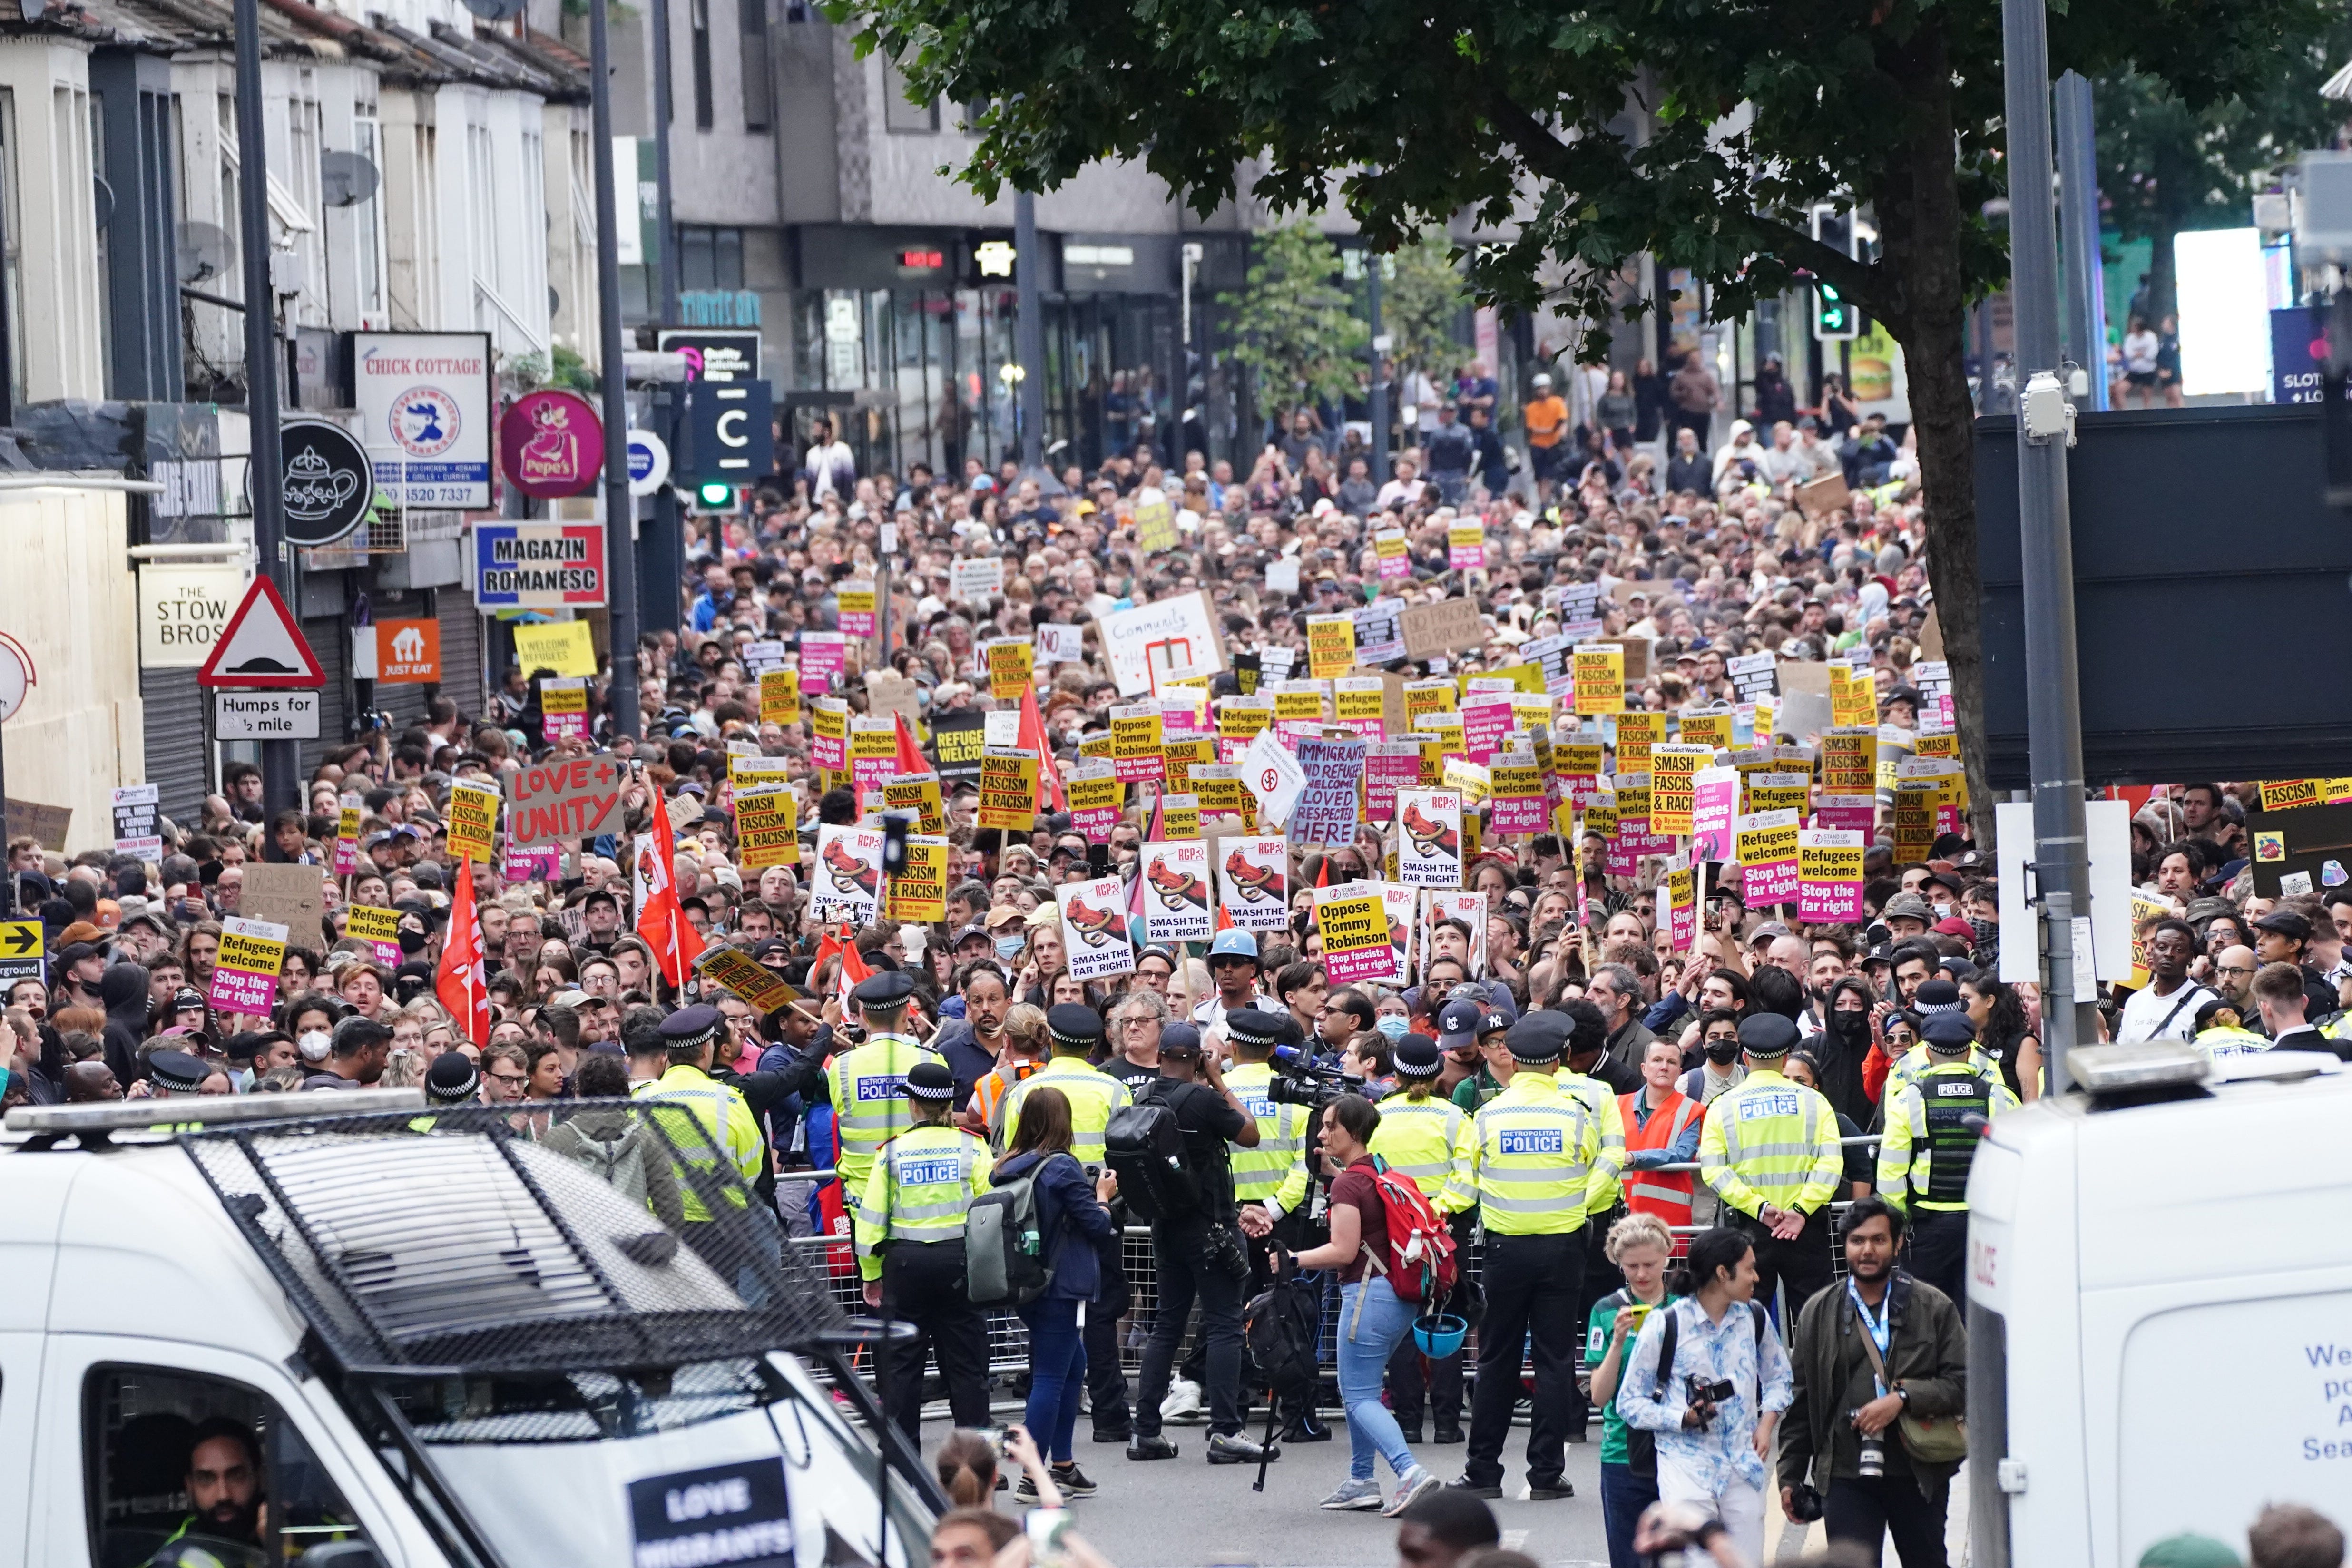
[1625,1298,1768,1481]
[965,1157,1054,1308]
[1104,1082,1198,1223]
[1357,1156,1459,1305]
[1243,1275,1324,1395]
[553,1117,657,1212]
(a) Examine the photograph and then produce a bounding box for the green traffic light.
[698,481,733,506]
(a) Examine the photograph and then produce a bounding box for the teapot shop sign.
[277,419,375,547]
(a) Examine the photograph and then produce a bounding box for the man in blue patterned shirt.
[1616,1226,1794,1568]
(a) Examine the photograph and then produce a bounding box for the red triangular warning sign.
[198,578,325,689]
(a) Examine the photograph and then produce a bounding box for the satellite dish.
[461,0,527,21]
[319,150,379,208]
[176,221,233,285]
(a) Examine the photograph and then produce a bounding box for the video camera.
[1264,1045,1365,1109]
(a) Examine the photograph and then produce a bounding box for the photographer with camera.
[1776,1196,1966,1568]
[1615,1226,1793,1568]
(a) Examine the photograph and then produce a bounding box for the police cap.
[1224,1008,1286,1051]
[658,1004,725,1049]
[1912,979,1964,1016]
[1393,1035,1442,1078]
[1046,1003,1105,1055]
[426,1051,482,1104]
[1922,1013,1978,1053]
[852,970,918,1009]
[1504,1011,1572,1063]
[1738,1013,1801,1058]
[148,1049,207,1094]
[905,1061,957,1102]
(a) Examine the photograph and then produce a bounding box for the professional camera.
[1685,1374,1736,1425]
[1264,1049,1365,1108]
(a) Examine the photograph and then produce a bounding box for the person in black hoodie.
[1805,977,1879,1129]
[98,961,154,1087]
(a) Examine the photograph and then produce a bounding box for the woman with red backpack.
[1277,1093,1447,1519]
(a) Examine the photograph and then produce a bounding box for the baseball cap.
[1436,998,1485,1050]
[2137,1537,2242,1568]
[1208,929,1260,962]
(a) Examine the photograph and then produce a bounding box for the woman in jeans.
[1586,1214,1681,1568]
[990,1087,1118,1499]
[1282,1094,1443,1518]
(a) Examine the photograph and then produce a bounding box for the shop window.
[85,1363,379,1568]
[678,226,744,293]
[882,57,938,134]
[740,0,773,131]
[690,0,714,131]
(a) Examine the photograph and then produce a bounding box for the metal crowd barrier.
[783,1134,1885,1400]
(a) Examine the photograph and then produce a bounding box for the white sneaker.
[1320,1478,1383,1511]
[1159,1379,1204,1423]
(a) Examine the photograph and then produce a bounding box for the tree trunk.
[1870,20,1999,846]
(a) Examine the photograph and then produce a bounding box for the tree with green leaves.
[2097,20,2352,332]
[1381,231,1471,392]
[840,0,2329,829]
[1218,221,1365,423]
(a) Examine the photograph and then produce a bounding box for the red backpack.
[1362,1156,1460,1304]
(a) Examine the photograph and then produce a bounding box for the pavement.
[918,1404,1976,1568]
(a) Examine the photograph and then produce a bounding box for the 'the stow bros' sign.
[502,754,630,849]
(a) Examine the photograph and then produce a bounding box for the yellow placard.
[1572,647,1625,715]
[1404,680,1456,723]
[1892,783,1937,862]
[1665,860,1696,952]
[1555,741,1604,779]
[883,836,951,922]
[346,904,401,948]
[337,804,361,843]
[1375,531,1408,568]
[1110,707,1166,774]
[1191,765,1246,816]
[1315,890,1390,966]
[1415,736,1446,785]
[880,773,945,835]
[810,698,848,757]
[1161,735,1216,794]
[1273,685,1328,723]
[1415,710,1466,760]
[1334,680,1385,726]
[1078,733,1114,760]
[1830,663,1878,729]
[978,748,1040,831]
[734,784,802,868]
[1747,776,1812,818]
[541,682,588,716]
[512,619,598,678]
[987,638,1035,700]
[836,584,877,629]
[1447,521,1486,565]
[446,782,500,863]
[1613,710,1665,772]
[1158,795,1202,840]
[217,925,287,975]
[758,668,800,726]
[2261,778,2322,813]
[1677,711,1733,753]
[1584,798,1618,843]
[1819,727,1879,796]
[1306,615,1357,680]
[1442,757,1492,805]
[1649,745,1709,837]
[1912,729,1959,761]
[696,947,800,1015]
[1068,772,1124,817]
[1218,697,1274,744]
[1488,662,1545,697]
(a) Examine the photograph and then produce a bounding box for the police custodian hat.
[1922,1013,1979,1052]
[148,1049,207,1095]
[1393,1035,1442,1078]
[1738,1014,1800,1058]
[853,970,918,1009]
[1504,1011,1572,1063]
[1223,1008,1287,1050]
[1047,1004,1105,1054]
[426,1051,482,1104]
[904,1061,957,1102]
[658,1004,725,1049]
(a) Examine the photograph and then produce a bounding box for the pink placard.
[207,965,278,1017]
[1746,855,1801,906]
[1813,796,1877,834]
[1364,745,1426,825]
[1490,791,1547,835]
[799,636,847,696]
[1462,700,1517,764]
[1691,771,1741,862]
[543,708,588,744]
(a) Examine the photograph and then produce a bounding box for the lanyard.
[1846,1278,1891,1396]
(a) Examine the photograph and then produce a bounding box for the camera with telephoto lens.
[1851,1409,1886,1477]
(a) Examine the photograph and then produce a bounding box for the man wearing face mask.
[1805,979,1879,1127]
[1676,1009,1748,1107]
[984,903,1030,964]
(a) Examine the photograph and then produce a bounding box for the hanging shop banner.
[470,523,608,609]
[498,390,604,500]
[354,331,494,508]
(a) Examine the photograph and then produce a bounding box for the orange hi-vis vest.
[1618,1088,1704,1226]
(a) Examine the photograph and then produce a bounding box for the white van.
[1966,1042,2352,1568]
[0,1091,934,1568]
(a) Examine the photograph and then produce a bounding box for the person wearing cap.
[1696,1014,1845,1317]
[2190,992,2272,1060]
[1873,1012,2019,1305]
[826,970,949,1196]
[1365,1033,1473,1445]
[1879,892,1935,944]
[1453,1009,1609,1501]
[1443,996,1519,1114]
[1880,980,2000,1106]
[2248,908,2343,1023]
[1193,928,1265,1031]
[640,1004,764,1236]
[854,1058,995,1442]
[992,998,1132,1157]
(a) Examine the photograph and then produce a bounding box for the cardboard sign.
[696,947,799,1015]
[1058,876,1135,979]
[1401,599,1488,658]
[1099,589,1226,696]
[812,824,884,923]
[1139,841,1214,943]
[986,638,1035,700]
[1798,829,1865,921]
[540,676,590,743]
[1306,614,1358,680]
[1216,837,1290,930]
[1795,471,1851,520]
[1397,789,1463,887]
[446,782,500,864]
[208,915,288,1016]
[505,753,629,848]
[734,785,801,869]
[977,748,1040,832]
[1291,736,1369,848]
[344,903,402,966]
[758,668,800,726]
[239,863,326,946]
[1036,622,1087,664]
[1735,810,1803,906]
[1573,647,1625,715]
[1110,704,1167,784]
[883,836,951,923]
[1447,521,1487,572]
[512,619,598,678]
[1316,885,1395,985]
[1134,495,1178,553]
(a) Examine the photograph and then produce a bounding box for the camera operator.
[1777,1196,1966,1568]
[1127,1018,1273,1465]
[1223,1011,1333,1443]
[1615,1227,1793,1568]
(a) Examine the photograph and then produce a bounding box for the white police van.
[1967,1042,2352,1568]
[0,1091,932,1568]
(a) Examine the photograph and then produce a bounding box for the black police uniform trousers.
[1134,1216,1246,1439]
[1463,1229,1585,1490]
[1734,1204,1835,1322]
[879,1239,991,1443]
[1825,1473,1952,1568]
[1178,1226,1318,1428]
[1085,1248,1134,1436]
[1904,1208,1969,1309]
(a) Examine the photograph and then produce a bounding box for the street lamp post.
[588,0,641,738]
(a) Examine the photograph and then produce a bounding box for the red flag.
[1018,688,1066,813]
[1317,854,1333,888]
[634,828,705,989]
[435,858,492,1044]
[814,921,873,1011]
[892,713,929,777]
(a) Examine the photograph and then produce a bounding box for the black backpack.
[1104,1082,1198,1223]
[1625,1298,1768,1481]
[1244,1275,1324,1395]
[965,1158,1054,1308]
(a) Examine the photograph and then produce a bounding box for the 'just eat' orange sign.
[502,753,630,847]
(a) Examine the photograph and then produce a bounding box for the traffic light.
[691,480,742,515]
[1810,204,1860,342]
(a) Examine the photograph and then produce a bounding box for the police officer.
[853,1060,994,1442]
[826,970,946,1196]
[1454,1010,1609,1501]
[1698,1013,1845,1317]
[1875,1011,2019,1304]
[141,1049,213,1132]
[994,1003,1132,1165]
[1883,980,1999,1106]
[2193,994,2273,1059]
[641,1005,765,1265]
[1369,1033,1473,1444]
[407,1051,483,1130]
